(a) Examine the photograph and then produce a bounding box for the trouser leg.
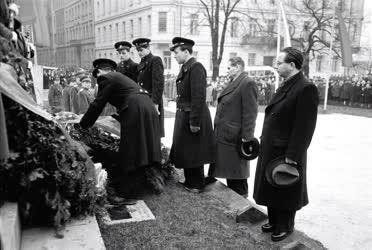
[269,207,296,232]
[226,179,248,197]
[184,166,205,189]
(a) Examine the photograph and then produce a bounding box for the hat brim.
[265,156,300,188]
[237,138,259,160]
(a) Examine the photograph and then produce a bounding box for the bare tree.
[286,0,365,77]
[199,0,242,80]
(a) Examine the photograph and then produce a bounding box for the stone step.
[204,181,326,249]
[21,216,105,250]
[0,202,21,250]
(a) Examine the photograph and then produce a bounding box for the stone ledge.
[0,202,21,250]
[204,181,326,249]
[21,215,105,250]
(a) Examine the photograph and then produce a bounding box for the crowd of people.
[164,73,277,106]
[46,66,117,116]
[313,75,372,108]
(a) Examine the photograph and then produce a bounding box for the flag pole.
[324,6,336,111]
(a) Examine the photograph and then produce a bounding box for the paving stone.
[102,200,155,225]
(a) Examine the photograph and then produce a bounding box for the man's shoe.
[261,223,274,233]
[205,176,217,185]
[271,229,293,242]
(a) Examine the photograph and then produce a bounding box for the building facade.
[53,0,95,68]
[94,0,365,77]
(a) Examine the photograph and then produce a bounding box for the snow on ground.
[163,102,372,250]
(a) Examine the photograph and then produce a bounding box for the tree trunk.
[302,53,310,78]
[212,63,220,80]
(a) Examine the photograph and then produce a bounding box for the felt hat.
[265,156,300,188]
[237,138,259,160]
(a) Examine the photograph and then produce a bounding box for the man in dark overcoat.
[133,38,165,137]
[169,37,215,193]
[208,57,258,198]
[79,58,161,177]
[253,47,319,242]
[115,41,138,82]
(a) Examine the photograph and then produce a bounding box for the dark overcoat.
[208,72,258,179]
[117,58,138,82]
[80,72,161,173]
[253,72,319,210]
[137,53,165,137]
[62,86,72,112]
[170,57,215,169]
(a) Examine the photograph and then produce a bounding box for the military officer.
[115,41,138,82]
[79,58,162,181]
[169,37,215,193]
[132,38,165,137]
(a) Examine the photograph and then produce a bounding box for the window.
[230,18,238,37]
[138,17,142,36]
[122,21,126,39]
[163,51,171,70]
[248,53,256,66]
[316,55,323,72]
[331,56,338,72]
[158,12,167,32]
[109,25,112,41]
[229,52,237,58]
[263,56,274,66]
[97,27,101,42]
[103,26,106,42]
[147,15,151,36]
[115,23,119,40]
[130,20,134,38]
[267,19,275,36]
[248,19,258,37]
[190,14,199,35]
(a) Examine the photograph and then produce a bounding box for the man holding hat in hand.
[115,41,138,82]
[253,47,319,242]
[207,56,258,198]
[133,38,165,137]
[169,37,215,193]
[78,58,162,194]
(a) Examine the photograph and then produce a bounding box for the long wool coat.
[80,72,161,173]
[253,72,319,210]
[137,53,165,137]
[208,72,258,179]
[170,57,215,169]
